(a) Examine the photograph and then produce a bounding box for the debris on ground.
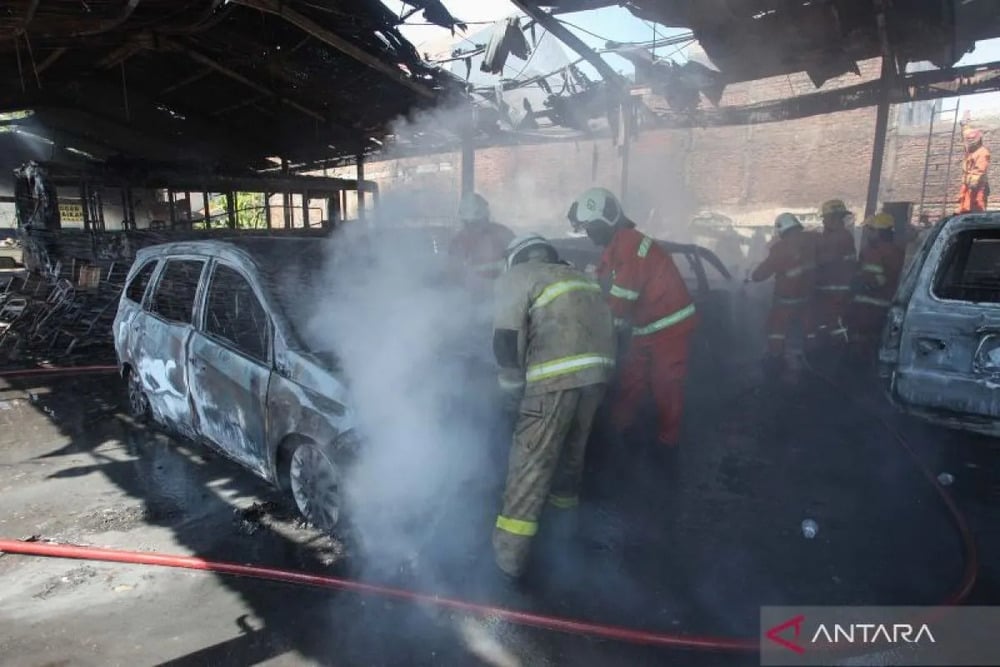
[801,519,819,539]
[938,472,955,486]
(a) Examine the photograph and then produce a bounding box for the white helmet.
[567,187,623,231]
[774,212,802,236]
[506,233,556,269]
[459,192,490,224]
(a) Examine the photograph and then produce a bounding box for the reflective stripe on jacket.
[853,240,905,309]
[494,261,616,396]
[751,228,818,301]
[596,226,697,339]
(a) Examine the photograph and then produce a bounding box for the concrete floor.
[0,366,998,666]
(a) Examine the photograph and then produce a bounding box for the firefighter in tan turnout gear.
[491,233,616,578]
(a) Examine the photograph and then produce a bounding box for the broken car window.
[150,259,204,325]
[205,264,270,363]
[125,260,158,304]
[934,230,1000,303]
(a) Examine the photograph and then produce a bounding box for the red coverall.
[447,221,515,289]
[958,145,991,213]
[751,230,818,356]
[813,226,856,345]
[846,239,905,355]
[597,227,698,448]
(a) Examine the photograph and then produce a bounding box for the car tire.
[288,441,343,534]
[125,368,150,422]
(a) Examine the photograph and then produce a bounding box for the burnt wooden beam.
[159,67,213,95]
[36,47,68,74]
[231,0,435,100]
[164,39,327,123]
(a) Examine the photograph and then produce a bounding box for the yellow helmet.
[821,199,849,217]
[863,212,895,230]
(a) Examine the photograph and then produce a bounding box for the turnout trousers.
[765,300,814,356]
[611,332,691,448]
[493,384,606,578]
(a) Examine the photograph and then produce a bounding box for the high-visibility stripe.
[633,303,696,336]
[609,284,640,301]
[861,263,884,274]
[843,253,857,261]
[525,354,615,383]
[498,376,525,391]
[531,280,600,310]
[637,236,652,258]
[854,295,891,307]
[785,262,815,277]
[768,333,786,340]
[777,297,808,305]
[548,494,579,509]
[817,285,851,292]
[496,515,538,536]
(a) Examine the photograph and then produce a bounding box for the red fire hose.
[0,364,980,653]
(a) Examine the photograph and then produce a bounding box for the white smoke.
[298,108,507,582]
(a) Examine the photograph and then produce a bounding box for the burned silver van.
[879,212,1000,436]
[113,238,357,532]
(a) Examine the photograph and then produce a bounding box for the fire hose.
[0,363,980,653]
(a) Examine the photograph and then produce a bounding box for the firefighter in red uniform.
[567,187,697,459]
[813,199,857,348]
[448,192,515,290]
[750,213,818,378]
[846,212,905,363]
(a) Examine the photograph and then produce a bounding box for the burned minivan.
[113,238,357,531]
[879,212,1000,436]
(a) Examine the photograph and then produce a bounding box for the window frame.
[931,228,1000,306]
[198,260,274,366]
[146,256,208,326]
[124,258,160,306]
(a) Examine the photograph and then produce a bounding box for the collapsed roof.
[534,0,1000,86]
[0,0,464,171]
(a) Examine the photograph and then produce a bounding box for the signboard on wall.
[59,203,84,223]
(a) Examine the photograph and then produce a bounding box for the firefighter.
[567,187,698,456]
[491,233,616,578]
[448,192,515,287]
[958,127,991,214]
[749,213,818,377]
[846,212,905,361]
[813,199,857,348]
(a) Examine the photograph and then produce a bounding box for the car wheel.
[289,441,342,533]
[126,369,149,422]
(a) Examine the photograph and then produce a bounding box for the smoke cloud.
[296,107,507,587]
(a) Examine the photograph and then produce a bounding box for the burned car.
[879,212,1000,436]
[113,238,356,532]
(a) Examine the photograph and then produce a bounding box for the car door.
[138,257,206,438]
[114,257,159,367]
[188,261,272,477]
[893,223,1000,421]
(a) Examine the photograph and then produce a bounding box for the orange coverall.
[597,227,697,448]
[958,145,991,213]
[813,226,856,345]
[751,229,818,356]
[846,239,905,354]
[447,221,514,288]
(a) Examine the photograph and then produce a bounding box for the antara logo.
[811,623,936,644]
[765,615,936,654]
